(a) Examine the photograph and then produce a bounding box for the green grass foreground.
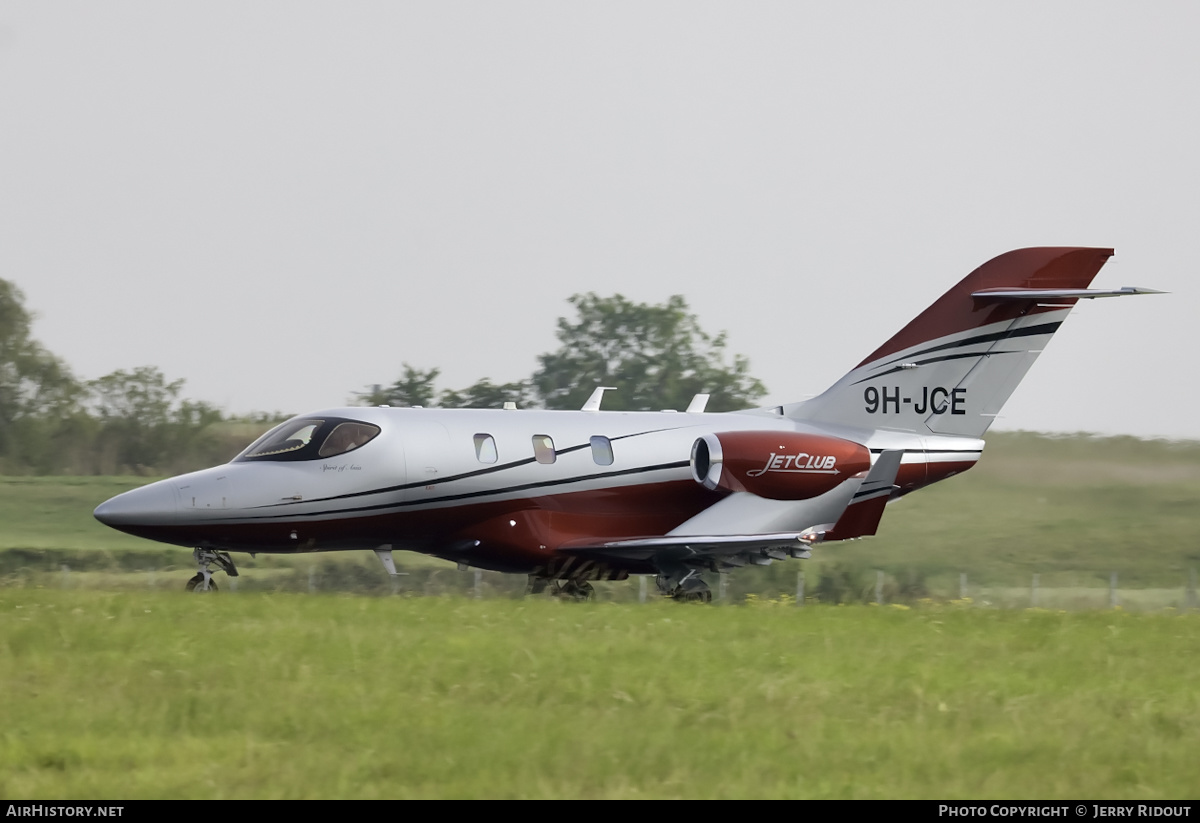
[1,590,1197,799]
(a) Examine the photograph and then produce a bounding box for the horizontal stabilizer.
[784,247,1146,438]
[972,286,1165,301]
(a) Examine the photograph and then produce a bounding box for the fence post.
[1110,571,1118,608]
[718,573,727,602]
[638,575,647,604]
[473,569,483,599]
[796,570,805,606]
[1031,573,1039,607]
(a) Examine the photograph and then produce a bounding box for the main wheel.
[551,580,594,601]
[570,580,595,601]
[185,573,218,592]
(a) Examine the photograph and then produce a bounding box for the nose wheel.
[187,548,239,592]
[186,573,218,592]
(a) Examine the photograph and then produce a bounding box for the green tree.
[358,366,534,410]
[441,378,535,409]
[89,366,222,473]
[357,364,442,407]
[532,293,767,412]
[0,279,85,471]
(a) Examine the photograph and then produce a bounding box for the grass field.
[1,590,1197,799]
[1,433,1198,798]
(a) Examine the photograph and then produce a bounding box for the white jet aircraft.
[94,247,1160,599]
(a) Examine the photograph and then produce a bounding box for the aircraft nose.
[94,481,181,527]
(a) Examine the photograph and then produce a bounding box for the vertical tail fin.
[786,247,1139,438]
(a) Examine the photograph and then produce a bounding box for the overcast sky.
[1,2,1196,439]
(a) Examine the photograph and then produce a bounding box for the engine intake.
[691,431,871,500]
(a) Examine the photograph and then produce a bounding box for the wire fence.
[7,551,1198,611]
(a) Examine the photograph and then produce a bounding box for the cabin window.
[532,434,556,464]
[319,422,381,458]
[474,433,498,464]
[590,435,614,466]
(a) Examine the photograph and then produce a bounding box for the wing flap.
[557,531,818,564]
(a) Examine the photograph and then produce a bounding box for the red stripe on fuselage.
[109,479,721,566]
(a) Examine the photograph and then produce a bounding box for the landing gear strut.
[187,547,239,592]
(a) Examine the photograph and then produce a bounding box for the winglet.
[823,450,903,541]
[686,394,710,413]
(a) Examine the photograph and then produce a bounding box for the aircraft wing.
[557,449,904,571]
[556,531,817,568]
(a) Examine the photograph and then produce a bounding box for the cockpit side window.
[240,419,326,459]
[319,422,381,457]
[235,417,380,463]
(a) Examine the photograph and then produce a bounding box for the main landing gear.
[552,579,595,602]
[526,576,595,601]
[673,583,713,603]
[186,547,239,592]
[656,566,713,603]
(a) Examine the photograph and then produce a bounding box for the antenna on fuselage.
[581,386,618,411]
[686,394,710,413]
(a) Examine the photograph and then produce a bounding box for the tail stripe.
[871,321,1063,369]
[854,349,1027,385]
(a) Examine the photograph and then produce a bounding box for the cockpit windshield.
[235,417,381,463]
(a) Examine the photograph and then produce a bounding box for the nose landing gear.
[187,547,239,592]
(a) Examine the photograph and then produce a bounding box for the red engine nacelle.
[690,431,871,500]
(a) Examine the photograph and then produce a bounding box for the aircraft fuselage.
[93,405,977,576]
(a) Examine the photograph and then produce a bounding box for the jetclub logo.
[746,452,839,477]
